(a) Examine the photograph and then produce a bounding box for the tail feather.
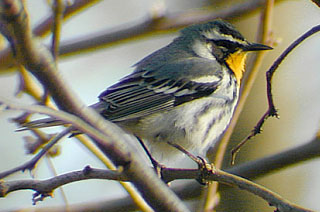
[17,118,66,131]
[17,102,106,132]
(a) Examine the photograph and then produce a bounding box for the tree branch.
[36,135,320,212]
[1,164,314,211]
[0,166,126,204]
[0,1,189,211]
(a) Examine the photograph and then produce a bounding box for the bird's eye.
[205,40,225,62]
[205,39,235,62]
[215,40,239,53]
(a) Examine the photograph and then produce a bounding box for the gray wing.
[98,58,223,122]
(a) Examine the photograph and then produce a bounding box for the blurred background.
[1,0,320,211]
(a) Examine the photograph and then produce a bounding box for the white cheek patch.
[192,40,216,60]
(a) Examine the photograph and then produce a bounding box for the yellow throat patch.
[225,50,247,84]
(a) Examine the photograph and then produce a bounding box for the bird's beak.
[244,43,273,51]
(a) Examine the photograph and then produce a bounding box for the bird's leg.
[167,142,214,185]
[136,136,165,178]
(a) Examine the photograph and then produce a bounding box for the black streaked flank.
[201,100,235,145]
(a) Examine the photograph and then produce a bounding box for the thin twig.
[229,0,275,165]
[0,128,70,179]
[33,0,102,37]
[227,136,320,179]
[16,65,43,101]
[0,0,101,72]
[50,0,65,61]
[231,24,320,161]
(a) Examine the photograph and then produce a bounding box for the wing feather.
[98,58,223,122]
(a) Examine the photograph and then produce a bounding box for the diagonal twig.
[0,128,70,179]
[231,24,320,161]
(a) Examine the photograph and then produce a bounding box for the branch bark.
[21,135,318,212]
[0,1,189,211]
[1,162,315,212]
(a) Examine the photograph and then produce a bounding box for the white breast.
[135,69,239,164]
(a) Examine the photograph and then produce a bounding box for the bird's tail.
[17,118,66,131]
[16,102,107,131]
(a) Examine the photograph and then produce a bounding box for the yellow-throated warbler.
[23,20,272,163]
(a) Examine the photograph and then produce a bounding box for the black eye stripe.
[204,38,242,51]
[213,40,240,51]
[204,39,242,62]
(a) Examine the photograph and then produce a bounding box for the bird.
[22,20,272,165]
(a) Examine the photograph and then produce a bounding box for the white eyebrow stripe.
[202,30,247,45]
